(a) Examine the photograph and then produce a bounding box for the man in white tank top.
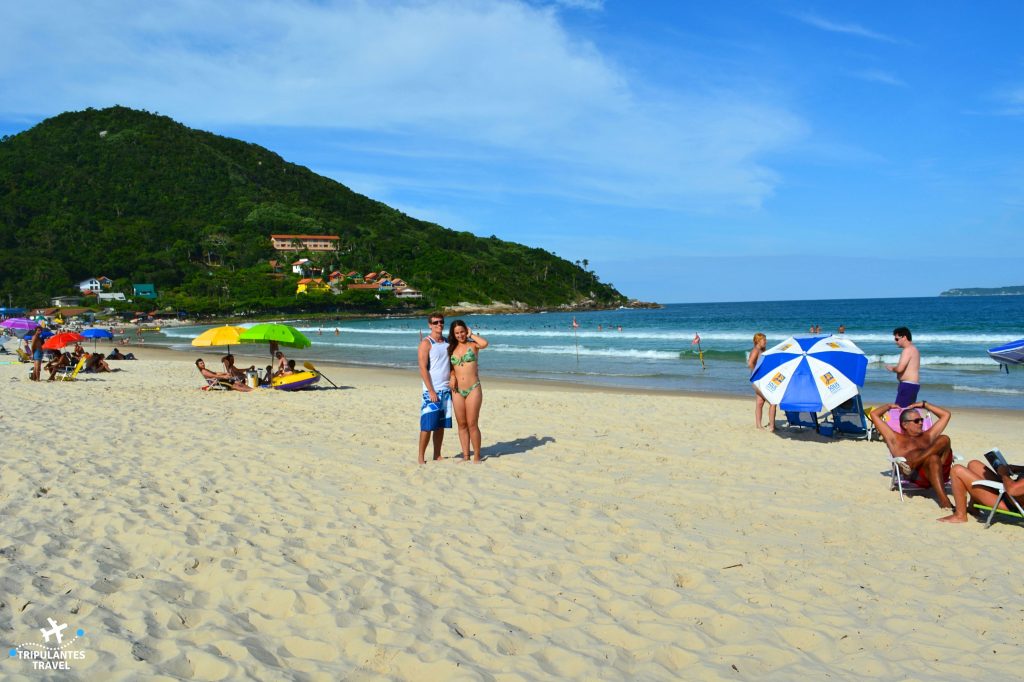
[417,313,452,464]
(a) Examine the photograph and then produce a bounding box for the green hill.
[0,106,624,313]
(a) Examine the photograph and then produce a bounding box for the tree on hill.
[0,106,625,312]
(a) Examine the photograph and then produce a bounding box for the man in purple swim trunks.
[886,326,920,407]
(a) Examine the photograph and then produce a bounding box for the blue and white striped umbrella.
[750,335,868,412]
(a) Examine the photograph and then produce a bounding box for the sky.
[1,0,1023,303]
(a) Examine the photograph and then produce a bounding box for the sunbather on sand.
[84,350,113,372]
[196,359,251,392]
[938,458,1024,523]
[869,400,954,508]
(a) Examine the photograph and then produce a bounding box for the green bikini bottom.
[456,381,481,398]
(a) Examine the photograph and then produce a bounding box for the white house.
[292,258,312,275]
[78,277,101,293]
[98,292,127,302]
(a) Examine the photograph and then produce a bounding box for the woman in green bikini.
[447,320,489,462]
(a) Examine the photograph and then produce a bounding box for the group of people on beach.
[748,324,1023,524]
[417,313,488,464]
[195,345,301,391]
[24,325,134,381]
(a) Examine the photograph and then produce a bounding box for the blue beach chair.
[827,394,870,440]
[785,411,819,432]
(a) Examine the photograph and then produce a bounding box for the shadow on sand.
[480,435,556,460]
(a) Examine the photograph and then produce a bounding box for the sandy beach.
[2,346,1022,680]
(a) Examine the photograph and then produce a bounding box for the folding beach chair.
[785,411,819,432]
[826,394,871,440]
[888,451,962,501]
[970,449,1024,528]
[971,480,1024,528]
[200,376,230,391]
[56,356,86,382]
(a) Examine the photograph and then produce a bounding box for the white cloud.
[851,69,906,87]
[0,0,803,209]
[793,12,901,44]
[550,0,604,10]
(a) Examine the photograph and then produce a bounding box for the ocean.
[156,295,1024,410]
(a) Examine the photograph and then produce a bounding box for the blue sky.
[2,0,1022,303]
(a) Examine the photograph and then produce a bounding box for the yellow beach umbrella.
[191,325,246,353]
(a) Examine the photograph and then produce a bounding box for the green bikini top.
[450,346,477,366]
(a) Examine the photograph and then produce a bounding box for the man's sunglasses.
[901,417,924,425]
[430,320,444,325]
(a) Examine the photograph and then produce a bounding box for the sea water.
[158,295,1024,410]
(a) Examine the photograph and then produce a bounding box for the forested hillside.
[0,106,623,312]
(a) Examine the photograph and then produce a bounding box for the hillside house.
[78,277,102,293]
[97,276,113,289]
[395,287,422,299]
[292,258,312,275]
[51,295,83,307]
[296,278,330,295]
[133,284,157,299]
[271,235,340,252]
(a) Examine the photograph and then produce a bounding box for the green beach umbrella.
[238,323,312,349]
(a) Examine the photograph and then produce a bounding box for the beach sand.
[2,346,1022,679]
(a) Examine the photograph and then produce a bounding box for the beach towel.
[420,388,452,432]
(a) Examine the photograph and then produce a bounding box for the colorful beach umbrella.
[42,331,85,350]
[80,328,114,351]
[238,323,312,349]
[22,329,53,340]
[191,325,246,353]
[750,335,868,412]
[1,318,39,331]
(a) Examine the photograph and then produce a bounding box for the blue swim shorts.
[32,349,43,361]
[420,388,452,432]
[895,381,920,408]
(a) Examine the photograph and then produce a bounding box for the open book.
[983,448,1019,479]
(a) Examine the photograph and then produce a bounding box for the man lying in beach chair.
[938,449,1024,526]
[195,358,251,392]
[870,400,954,508]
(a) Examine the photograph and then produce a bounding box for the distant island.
[940,286,1024,296]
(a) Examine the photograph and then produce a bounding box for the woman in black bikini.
[447,320,489,462]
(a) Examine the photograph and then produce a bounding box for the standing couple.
[417,313,489,464]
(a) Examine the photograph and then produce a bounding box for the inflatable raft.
[271,370,321,391]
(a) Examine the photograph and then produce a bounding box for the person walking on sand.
[870,400,953,509]
[748,333,777,431]
[886,326,920,407]
[447,320,489,463]
[417,313,452,464]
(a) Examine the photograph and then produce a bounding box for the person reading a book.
[938,451,1024,523]
[869,400,954,509]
